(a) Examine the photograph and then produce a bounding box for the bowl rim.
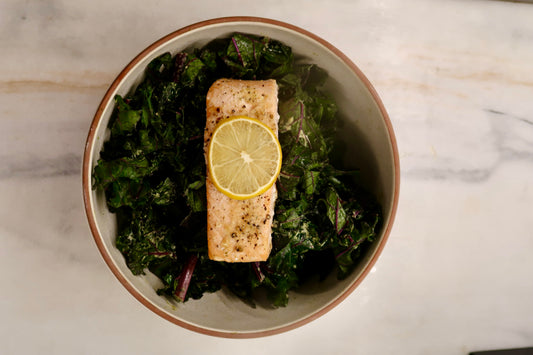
[82,16,400,339]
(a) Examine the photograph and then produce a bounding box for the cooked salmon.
[204,78,279,262]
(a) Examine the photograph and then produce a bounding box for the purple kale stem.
[175,254,198,302]
[232,37,245,66]
[279,100,298,118]
[335,237,365,260]
[324,198,335,213]
[280,171,300,179]
[290,154,300,166]
[147,240,173,257]
[172,53,188,82]
[338,218,353,236]
[252,262,265,283]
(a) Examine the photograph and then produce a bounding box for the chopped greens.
[93,33,382,307]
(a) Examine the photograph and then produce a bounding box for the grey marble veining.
[404,107,533,182]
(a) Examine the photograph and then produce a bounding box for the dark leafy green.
[93,33,382,307]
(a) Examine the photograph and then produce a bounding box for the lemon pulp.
[207,116,282,200]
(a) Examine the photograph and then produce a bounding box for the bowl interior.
[84,18,398,337]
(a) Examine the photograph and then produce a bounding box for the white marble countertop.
[1,0,532,354]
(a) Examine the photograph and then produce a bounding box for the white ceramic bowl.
[83,17,399,338]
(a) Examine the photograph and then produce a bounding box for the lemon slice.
[207,116,282,200]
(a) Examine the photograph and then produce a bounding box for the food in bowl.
[92,32,383,307]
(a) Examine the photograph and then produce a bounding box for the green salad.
[93,33,382,307]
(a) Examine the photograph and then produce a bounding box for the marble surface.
[1,0,532,354]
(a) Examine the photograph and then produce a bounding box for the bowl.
[82,16,399,338]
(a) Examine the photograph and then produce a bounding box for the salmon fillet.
[204,78,279,262]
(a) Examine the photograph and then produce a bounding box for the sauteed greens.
[93,33,381,307]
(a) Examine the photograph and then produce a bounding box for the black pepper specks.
[205,79,278,262]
